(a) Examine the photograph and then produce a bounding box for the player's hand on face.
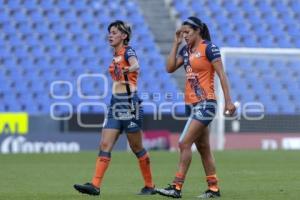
[224,102,236,116]
[174,28,183,45]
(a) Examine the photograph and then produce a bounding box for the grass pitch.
[0,150,299,200]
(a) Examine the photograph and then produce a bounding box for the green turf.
[0,150,299,200]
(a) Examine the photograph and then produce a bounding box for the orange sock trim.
[206,174,219,192]
[176,172,185,179]
[138,153,154,188]
[173,172,185,190]
[91,156,111,188]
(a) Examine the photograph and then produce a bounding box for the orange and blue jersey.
[179,40,221,104]
[109,46,139,86]
[105,46,143,133]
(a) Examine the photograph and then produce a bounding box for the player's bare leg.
[195,127,220,198]
[156,119,204,198]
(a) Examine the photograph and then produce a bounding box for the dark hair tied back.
[183,16,211,41]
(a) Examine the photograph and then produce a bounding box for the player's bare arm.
[123,56,140,73]
[213,59,236,115]
[166,29,184,73]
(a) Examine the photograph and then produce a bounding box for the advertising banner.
[0,113,127,154]
[142,130,171,150]
[169,133,300,150]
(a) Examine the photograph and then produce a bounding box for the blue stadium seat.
[62,45,78,57]
[2,22,17,35]
[73,0,87,11]
[34,22,49,34]
[46,11,61,23]
[62,10,77,23]
[68,22,83,35]
[56,34,72,47]
[39,34,56,46]
[3,57,18,66]
[264,103,280,114]
[85,23,100,35]
[7,0,21,10]
[225,2,240,13]
[29,45,44,58]
[286,25,299,38]
[230,12,246,24]
[3,92,17,104]
[241,35,257,47]
[74,34,89,46]
[40,0,55,11]
[8,34,23,46]
[79,10,94,23]
[30,82,45,93]
[0,9,10,23]
[23,0,37,10]
[28,10,45,23]
[0,46,11,58]
[23,34,39,46]
[56,0,71,12]
[18,57,34,68]
[280,104,296,114]
[12,10,28,22]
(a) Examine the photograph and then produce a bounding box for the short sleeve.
[205,43,221,62]
[178,45,187,58]
[125,46,137,61]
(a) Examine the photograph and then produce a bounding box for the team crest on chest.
[186,65,192,73]
[114,56,122,63]
[194,51,201,58]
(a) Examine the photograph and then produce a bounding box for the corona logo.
[0,113,28,135]
[0,136,80,154]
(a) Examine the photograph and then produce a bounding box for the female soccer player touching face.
[156,16,236,199]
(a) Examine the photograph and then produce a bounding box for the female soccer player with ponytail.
[74,20,155,196]
[156,16,236,198]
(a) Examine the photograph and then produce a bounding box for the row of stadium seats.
[227,57,300,114]
[169,0,300,48]
[0,0,299,115]
[0,0,180,115]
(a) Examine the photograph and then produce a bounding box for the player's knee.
[129,142,143,153]
[196,141,210,152]
[178,141,192,151]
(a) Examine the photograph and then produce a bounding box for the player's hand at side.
[224,101,236,116]
[174,28,183,45]
[122,66,129,74]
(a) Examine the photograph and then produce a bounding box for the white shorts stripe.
[179,117,193,142]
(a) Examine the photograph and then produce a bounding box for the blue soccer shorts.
[103,92,143,133]
[185,99,217,126]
